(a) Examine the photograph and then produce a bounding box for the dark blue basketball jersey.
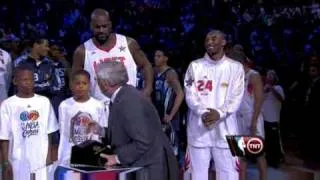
[51,60,68,95]
[15,54,54,97]
[154,68,177,119]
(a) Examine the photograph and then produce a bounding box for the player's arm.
[127,37,153,96]
[250,73,264,129]
[72,44,85,74]
[215,65,245,120]
[165,69,184,120]
[47,102,59,164]
[0,104,13,179]
[46,133,53,164]
[0,140,12,179]
[184,63,207,116]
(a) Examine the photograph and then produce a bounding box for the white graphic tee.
[0,94,58,179]
[57,97,107,166]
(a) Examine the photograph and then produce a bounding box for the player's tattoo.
[127,38,148,67]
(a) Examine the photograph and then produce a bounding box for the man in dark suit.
[96,61,179,180]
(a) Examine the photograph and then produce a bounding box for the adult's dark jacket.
[108,85,179,180]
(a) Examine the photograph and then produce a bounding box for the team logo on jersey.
[20,110,40,138]
[70,111,104,145]
[185,78,194,87]
[119,46,126,52]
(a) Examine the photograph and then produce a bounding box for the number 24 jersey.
[184,54,245,148]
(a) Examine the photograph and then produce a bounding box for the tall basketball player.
[72,9,153,105]
[184,30,245,180]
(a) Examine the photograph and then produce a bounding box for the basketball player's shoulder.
[188,57,207,69]
[124,35,137,47]
[74,43,86,57]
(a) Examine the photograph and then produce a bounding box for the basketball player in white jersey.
[184,30,245,180]
[227,49,267,180]
[72,9,153,105]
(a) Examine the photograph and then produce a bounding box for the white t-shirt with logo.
[262,85,285,123]
[0,94,58,180]
[57,97,108,166]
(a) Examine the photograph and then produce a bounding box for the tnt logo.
[245,137,264,155]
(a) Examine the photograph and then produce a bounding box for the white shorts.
[188,146,239,180]
[237,112,264,138]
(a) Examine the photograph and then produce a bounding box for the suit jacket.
[108,85,179,180]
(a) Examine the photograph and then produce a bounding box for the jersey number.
[196,80,213,91]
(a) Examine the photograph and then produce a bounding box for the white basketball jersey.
[239,69,258,113]
[84,34,137,103]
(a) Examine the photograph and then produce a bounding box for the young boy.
[0,66,59,180]
[57,70,107,166]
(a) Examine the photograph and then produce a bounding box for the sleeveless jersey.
[154,68,176,119]
[239,69,258,113]
[84,34,137,103]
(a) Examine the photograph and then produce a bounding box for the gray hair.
[96,61,128,87]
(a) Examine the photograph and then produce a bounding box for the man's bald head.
[90,9,112,45]
[90,8,110,21]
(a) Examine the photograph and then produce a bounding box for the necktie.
[106,101,113,146]
[109,101,113,110]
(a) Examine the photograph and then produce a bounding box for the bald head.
[90,9,112,45]
[91,8,110,21]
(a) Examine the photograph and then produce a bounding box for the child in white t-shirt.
[0,66,59,180]
[57,70,108,166]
